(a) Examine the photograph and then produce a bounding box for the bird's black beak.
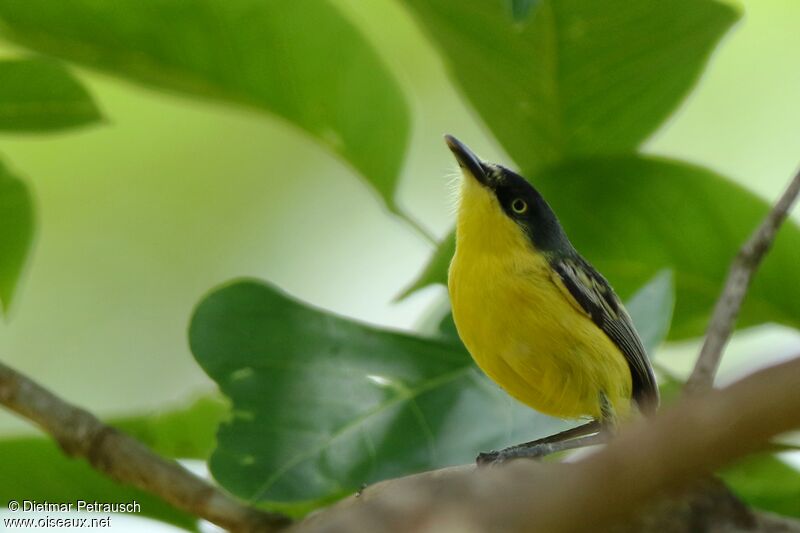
[445,135,491,187]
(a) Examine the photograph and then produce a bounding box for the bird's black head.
[445,135,572,254]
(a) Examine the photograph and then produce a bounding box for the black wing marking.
[551,256,659,414]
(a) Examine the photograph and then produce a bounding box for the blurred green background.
[1,0,799,436]
[0,0,799,530]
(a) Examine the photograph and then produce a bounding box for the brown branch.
[685,169,800,393]
[0,360,291,533]
[292,355,800,533]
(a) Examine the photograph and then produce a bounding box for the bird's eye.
[511,198,528,214]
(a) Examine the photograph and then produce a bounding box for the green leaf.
[0,160,34,314]
[402,156,800,339]
[0,397,227,531]
[435,311,459,342]
[0,439,198,530]
[655,370,683,406]
[625,269,674,354]
[404,0,738,173]
[398,232,455,299]
[510,0,538,20]
[0,0,409,207]
[0,58,101,132]
[113,395,228,460]
[535,157,800,339]
[190,280,567,503]
[721,454,800,518]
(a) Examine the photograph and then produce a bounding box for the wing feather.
[550,256,659,414]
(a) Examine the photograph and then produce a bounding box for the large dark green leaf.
[190,280,567,503]
[404,0,737,172]
[0,58,101,132]
[721,454,800,519]
[402,156,800,339]
[0,160,34,313]
[0,0,409,206]
[0,397,227,531]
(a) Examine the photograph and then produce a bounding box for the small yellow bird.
[445,135,658,463]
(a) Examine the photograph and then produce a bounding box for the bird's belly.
[449,256,632,420]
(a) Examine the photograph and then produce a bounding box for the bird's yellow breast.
[448,176,632,421]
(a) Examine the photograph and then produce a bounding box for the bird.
[444,135,659,464]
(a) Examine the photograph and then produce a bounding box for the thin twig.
[0,361,290,533]
[685,168,800,393]
[293,355,800,533]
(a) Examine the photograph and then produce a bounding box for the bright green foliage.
[722,454,800,518]
[189,273,673,504]
[113,395,228,460]
[0,397,227,532]
[404,157,800,339]
[190,280,568,503]
[0,58,101,131]
[404,0,738,173]
[0,161,34,313]
[0,0,409,207]
[397,231,454,298]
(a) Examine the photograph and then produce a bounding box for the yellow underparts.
[448,175,632,421]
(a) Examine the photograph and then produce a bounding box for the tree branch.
[0,360,290,533]
[685,169,800,393]
[292,355,800,533]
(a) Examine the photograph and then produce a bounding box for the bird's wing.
[550,256,659,413]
